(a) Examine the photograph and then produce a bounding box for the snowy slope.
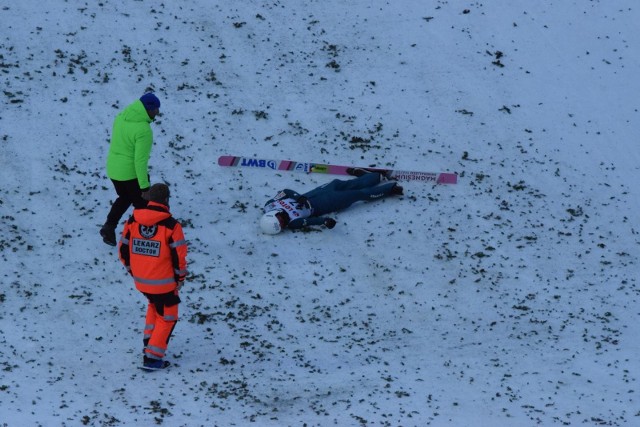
[1,1,639,426]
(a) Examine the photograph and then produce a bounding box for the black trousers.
[105,178,148,227]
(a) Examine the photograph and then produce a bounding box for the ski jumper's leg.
[303,173,380,201]
[332,173,381,190]
[308,176,397,216]
[302,178,341,199]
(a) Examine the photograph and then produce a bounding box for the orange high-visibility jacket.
[118,201,188,294]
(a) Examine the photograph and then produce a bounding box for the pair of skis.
[218,155,457,184]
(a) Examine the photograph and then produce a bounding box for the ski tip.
[217,155,235,167]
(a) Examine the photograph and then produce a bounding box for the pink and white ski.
[218,155,457,184]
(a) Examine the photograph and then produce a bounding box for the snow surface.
[1,1,639,426]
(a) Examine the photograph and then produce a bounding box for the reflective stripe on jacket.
[118,202,188,294]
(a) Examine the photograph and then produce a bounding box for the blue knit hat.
[140,93,160,111]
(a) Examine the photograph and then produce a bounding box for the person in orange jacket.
[118,183,188,370]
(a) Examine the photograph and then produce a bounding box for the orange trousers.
[142,291,179,360]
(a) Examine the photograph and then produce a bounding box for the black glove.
[296,196,308,209]
[324,218,336,229]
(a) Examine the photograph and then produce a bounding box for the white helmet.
[260,210,283,235]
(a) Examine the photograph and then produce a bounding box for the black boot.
[346,167,369,177]
[142,355,171,370]
[347,167,391,181]
[390,183,404,196]
[100,223,117,246]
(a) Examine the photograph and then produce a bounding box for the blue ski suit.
[263,172,399,230]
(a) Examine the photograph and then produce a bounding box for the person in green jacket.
[100,92,160,246]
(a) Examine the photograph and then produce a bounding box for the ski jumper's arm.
[287,216,327,229]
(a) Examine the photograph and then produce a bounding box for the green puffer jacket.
[106,100,153,190]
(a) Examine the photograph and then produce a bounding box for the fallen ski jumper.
[260,170,403,235]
